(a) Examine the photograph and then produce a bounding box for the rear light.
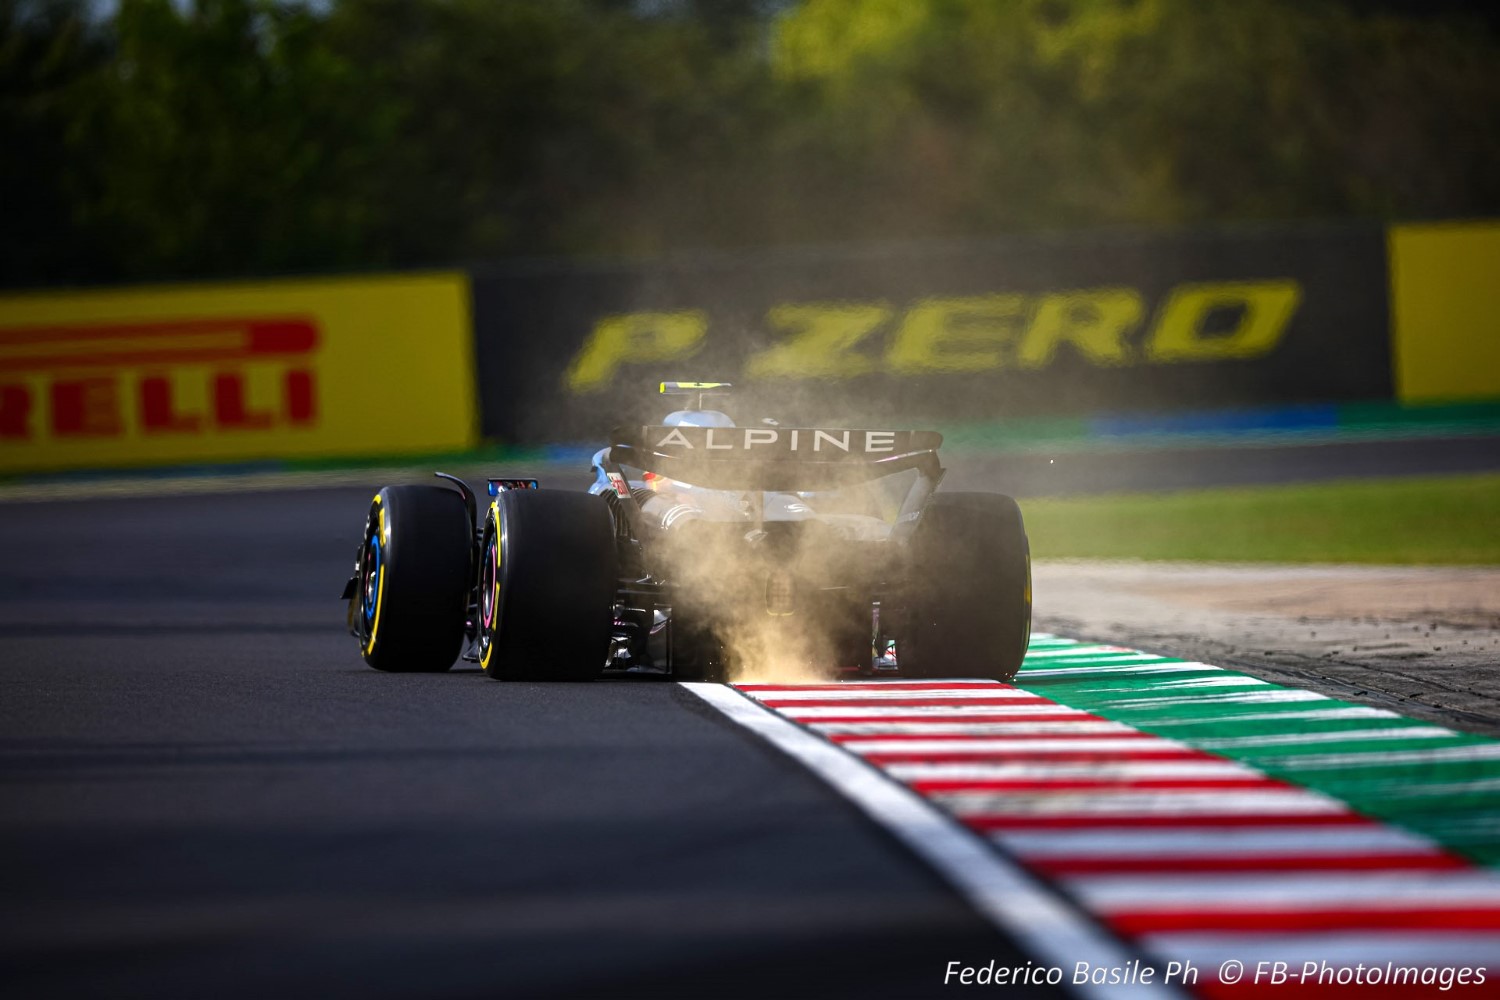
[766,570,795,616]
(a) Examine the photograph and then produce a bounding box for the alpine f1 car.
[343,382,1031,681]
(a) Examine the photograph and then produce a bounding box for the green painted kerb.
[1015,637,1500,866]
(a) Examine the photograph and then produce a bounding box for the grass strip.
[1023,473,1500,564]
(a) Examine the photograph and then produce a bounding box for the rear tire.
[903,492,1031,681]
[358,485,472,672]
[478,490,619,681]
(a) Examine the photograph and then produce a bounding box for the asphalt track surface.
[0,484,1055,1000]
[4,435,1498,999]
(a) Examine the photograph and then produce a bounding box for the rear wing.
[605,424,944,492]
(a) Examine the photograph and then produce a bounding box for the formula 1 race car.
[343,382,1030,681]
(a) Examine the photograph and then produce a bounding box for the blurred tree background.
[2,0,1496,287]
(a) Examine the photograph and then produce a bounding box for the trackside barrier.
[6,220,1495,471]
[470,224,1394,444]
[0,273,477,474]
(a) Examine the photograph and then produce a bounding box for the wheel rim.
[478,521,501,669]
[480,530,499,630]
[361,530,382,627]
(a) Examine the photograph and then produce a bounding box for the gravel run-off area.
[1035,561,1500,737]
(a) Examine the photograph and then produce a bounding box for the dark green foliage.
[2,0,1497,287]
[1,0,110,285]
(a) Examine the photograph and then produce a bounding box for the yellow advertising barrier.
[1389,221,1500,404]
[0,272,476,473]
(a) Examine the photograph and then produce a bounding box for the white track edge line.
[681,681,1185,1000]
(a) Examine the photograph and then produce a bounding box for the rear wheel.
[903,492,1031,681]
[478,490,619,681]
[357,485,472,672]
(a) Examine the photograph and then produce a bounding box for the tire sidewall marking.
[362,494,388,656]
[479,502,503,670]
